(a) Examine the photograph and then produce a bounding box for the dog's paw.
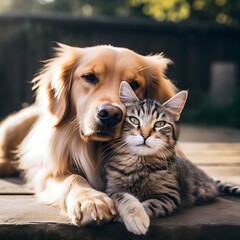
[122,206,150,235]
[66,188,116,226]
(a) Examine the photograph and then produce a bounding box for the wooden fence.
[0,13,239,117]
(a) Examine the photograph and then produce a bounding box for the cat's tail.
[215,180,240,196]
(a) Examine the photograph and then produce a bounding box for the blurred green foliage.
[0,0,240,25]
[129,0,240,24]
[0,1,239,127]
[182,88,240,128]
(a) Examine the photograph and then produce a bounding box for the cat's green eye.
[154,121,166,128]
[129,116,140,125]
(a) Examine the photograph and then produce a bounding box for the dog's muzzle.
[97,104,123,127]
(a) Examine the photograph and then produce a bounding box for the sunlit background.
[0,0,239,127]
[0,0,239,24]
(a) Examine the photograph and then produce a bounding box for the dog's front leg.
[38,174,116,226]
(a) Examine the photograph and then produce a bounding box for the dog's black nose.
[97,104,123,127]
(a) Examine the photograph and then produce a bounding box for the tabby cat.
[104,81,240,235]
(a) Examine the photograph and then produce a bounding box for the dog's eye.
[130,81,140,90]
[82,73,98,84]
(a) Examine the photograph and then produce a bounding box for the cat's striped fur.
[104,81,240,235]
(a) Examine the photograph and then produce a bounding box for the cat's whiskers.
[101,142,128,174]
[98,139,123,160]
[97,140,122,166]
[156,147,170,160]
[98,140,123,165]
[149,144,175,180]
[102,150,124,174]
[100,144,122,164]
[105,141,127,159]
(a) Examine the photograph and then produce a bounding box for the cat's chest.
[108,157,169,198]
[121,169,168,200]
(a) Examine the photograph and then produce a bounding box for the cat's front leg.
[143,197,180,218]
[110,192,150,235]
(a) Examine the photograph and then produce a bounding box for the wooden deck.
[0,124,240,240]
[179,125,240,184]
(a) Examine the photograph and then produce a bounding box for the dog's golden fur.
[0,44,176,225]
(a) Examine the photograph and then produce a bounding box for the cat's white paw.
[122,206,150,235]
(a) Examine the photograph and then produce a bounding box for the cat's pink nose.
[142,134,150,140]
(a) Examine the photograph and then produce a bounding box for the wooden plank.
[186,157,240,166]
[178,140,240,184]
[0,194,240,234]
[0,195,67,224]
[0,177,33,195]
[199,166,240,184]
[1,179,239,226]
[179,143,240,152]
[200,166,240,176]
[179,143,240,165]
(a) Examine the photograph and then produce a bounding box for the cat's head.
[119,81,188,156]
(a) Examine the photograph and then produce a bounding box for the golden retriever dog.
[0,43,176,226]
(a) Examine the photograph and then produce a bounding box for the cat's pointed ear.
[163,90,188,121]
[120,81,139,104]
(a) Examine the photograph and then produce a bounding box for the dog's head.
[33,43,176,142]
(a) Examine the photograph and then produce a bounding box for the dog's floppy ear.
[145,54,177,102]
[33,43,79,126]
